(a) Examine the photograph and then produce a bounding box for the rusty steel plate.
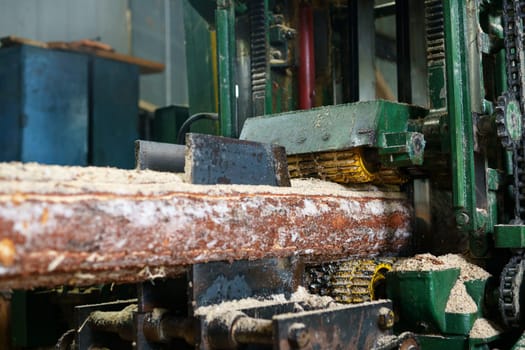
[0,163,412,289]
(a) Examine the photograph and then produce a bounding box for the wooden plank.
[0,163,412,289]
[47,41,164,74]
[1,36,164,74]
[0,35,48,49]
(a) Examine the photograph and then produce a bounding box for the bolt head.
[288,323,310,348]
[455,212,470,227]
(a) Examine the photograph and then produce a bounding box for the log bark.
[0,163,412,289]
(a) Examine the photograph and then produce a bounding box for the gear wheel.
[495,91,522,150]
[499,252,525,327]
[330,259,393,304]
[307,258,394,303]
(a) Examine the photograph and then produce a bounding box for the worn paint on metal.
[185,133,291,186]
[240,100,427,155]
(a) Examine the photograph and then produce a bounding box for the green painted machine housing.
[386,268,460,334]
[387,268,496,349]
[240,100,427,167]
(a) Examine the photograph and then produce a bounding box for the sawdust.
[445,280,477,314]
[440,254,491,281]
[393,253,491,281]
[394,254,490,315]
[469,318,502,339]
[194,286,335,320]
[0,162,406,199]
[392,253,449,271]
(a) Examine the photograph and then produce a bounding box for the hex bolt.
[378,307,395,330]
[455,212,470,227]
[288,322,310,348]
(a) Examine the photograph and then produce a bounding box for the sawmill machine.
[5,0,525,349]
[191,0,525,347]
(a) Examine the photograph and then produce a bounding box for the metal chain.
[502,0,525,220]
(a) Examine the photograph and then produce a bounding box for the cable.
[176,113,219,144]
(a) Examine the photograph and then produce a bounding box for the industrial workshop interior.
[4,0,525,348]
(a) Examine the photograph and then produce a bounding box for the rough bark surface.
[0,163,413,289]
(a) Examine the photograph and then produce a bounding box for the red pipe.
[299,4,316,110]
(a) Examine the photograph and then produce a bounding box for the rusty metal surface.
[0,163,412,290]
[190,258,303,308]
[273,300,393,350]
[185,133,291,186]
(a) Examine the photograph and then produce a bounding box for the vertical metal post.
[408,0,429,107]
[346,0,375,102]
[357,0,376,101]
[217,0,237,137]
[164,0,172,106]
[443,0,482,254]
[299,3,316,109]
[396,0,412,103]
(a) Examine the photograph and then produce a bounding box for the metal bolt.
[455,212,470,227]
[322,133,330,141]
[288,323,310,348]
[296,135,307,144]
[377,307,395,330]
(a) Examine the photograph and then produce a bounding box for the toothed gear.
[495,92,522,149]
[499,252,525,327]
[307,259,394,304]
[502,0,525,220]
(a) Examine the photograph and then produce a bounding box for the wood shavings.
[445,280,477,314]
[0,162,406,199]
[393,253,491,281]
[469,318,502,339]
[440,254,491,281]
[194,286,335,319]
[392,253,448,271]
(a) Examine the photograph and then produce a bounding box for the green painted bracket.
[240,100,427,158]
[444,312,477,336]
[464,279,487,318]
[444,278,488,336]
[494,225,525,248]
[417,335,467,350]
[386,268,459,333]
[377,131,426,167]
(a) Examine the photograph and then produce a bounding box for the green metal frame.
[216,0,237,137]
[443,0,490,257]
[240,100,427,167]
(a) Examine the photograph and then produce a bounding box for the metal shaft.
[135,140,185,173]
[232,317,273,345]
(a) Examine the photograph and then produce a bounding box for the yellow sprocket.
[287,148,406,185]
[330,259,393,304]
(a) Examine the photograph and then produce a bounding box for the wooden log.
[0,163,412,289]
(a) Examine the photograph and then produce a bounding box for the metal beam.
[0,163,412,289]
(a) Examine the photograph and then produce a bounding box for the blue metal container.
[0,45,140,168]
[90,57,139,169]
[0,45,89,165]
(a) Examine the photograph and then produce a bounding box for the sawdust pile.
[445,280,477,314]
[440,254,491,281]
[394,253,490,315]
[469,318,501,339]
[393,253,448,271]
[393,253,491,281]
[194,286,336,320]
[0,162,405,199]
